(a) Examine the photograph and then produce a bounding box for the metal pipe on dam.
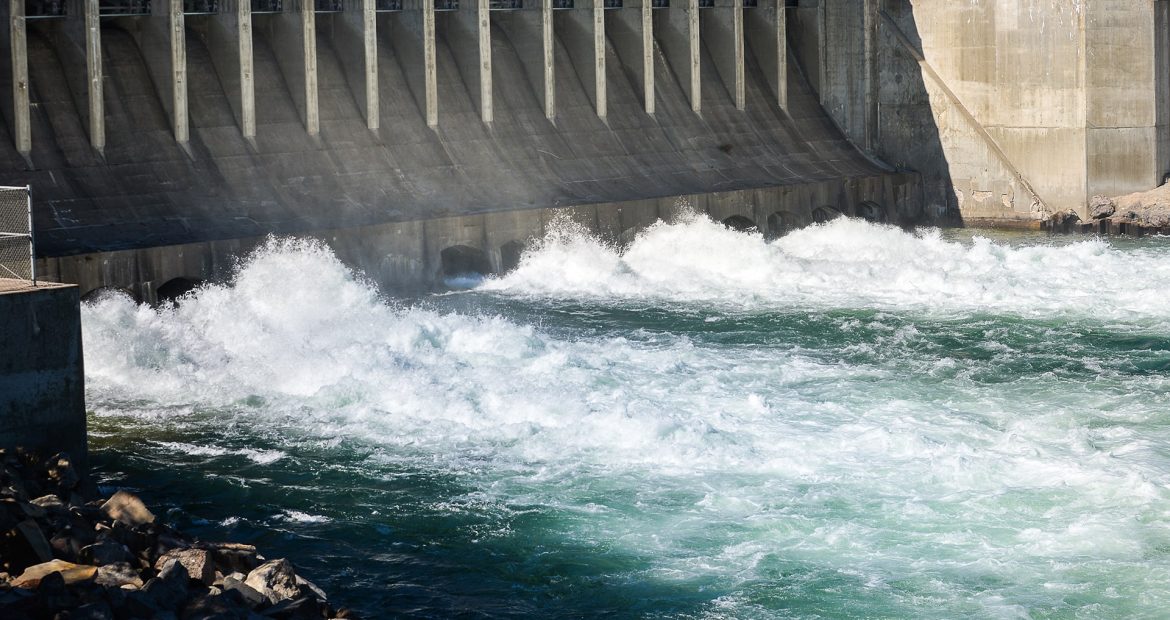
[0,0,920,299]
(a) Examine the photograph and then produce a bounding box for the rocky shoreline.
[1046,182,1170,235]
[0,448,354,619]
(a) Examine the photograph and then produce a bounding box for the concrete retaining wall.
[0,281,86,469]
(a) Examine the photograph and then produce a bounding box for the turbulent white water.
[82,222,1170,618]
[486,214,1170,325]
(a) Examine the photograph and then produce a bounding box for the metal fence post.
[26,185,35,285]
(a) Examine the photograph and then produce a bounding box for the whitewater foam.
[484,214,1170,325]
[79,232,1170,618]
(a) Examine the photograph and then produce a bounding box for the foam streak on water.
[82,227,1170,618]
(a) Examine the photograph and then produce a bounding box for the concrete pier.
[6,0,31,158]
[267,0,319,135]
[337,0,379,130]
[556,0,606,119]
[704,0,743,110]
[451,0,492,123]
[0,280,85,469]
[607,0,653,115]
[206,0,257,138]
[743,0,785,108]
[142,0,189,143]
[655,0,700,113]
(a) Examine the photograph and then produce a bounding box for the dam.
[2,0,1164,299]
[5,3,1170,617]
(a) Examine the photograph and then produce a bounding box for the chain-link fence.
[0,185,35,283]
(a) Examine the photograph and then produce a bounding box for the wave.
[482,214,1170,324]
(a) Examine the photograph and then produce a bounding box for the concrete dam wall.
[0,0,920,296]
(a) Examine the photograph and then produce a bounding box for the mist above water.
[82,221,1170,617]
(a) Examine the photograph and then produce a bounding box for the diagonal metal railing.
[0,186,35,284]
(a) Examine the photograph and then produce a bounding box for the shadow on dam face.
[0,0,959,293]
[871,0,958,224]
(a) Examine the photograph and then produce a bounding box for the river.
[81,216,1170,618]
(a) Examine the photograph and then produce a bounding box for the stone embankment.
[1046,183,1170,235]
[0,448,353,619]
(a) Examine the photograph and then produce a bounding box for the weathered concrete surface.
[0,280,86,469]
[39,171,919,300]
[0,10,891,259]
[806,0,1170,225]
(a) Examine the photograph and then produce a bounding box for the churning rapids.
[82,217,1170,618]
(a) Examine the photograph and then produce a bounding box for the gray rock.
[81,540,133,566]
[222,572,267,609]
[47,453,80,490]
[244,559,300,605]
[295,574,327,602]
[157,548,216,586]
[95,561,144,589]
[1089,195,1116,219]
[101,491,155,527]
[70,601,115,620]
[140,559,191,612]
[200,542,259,574]
[8,519,53,567]
[29,495,66,511]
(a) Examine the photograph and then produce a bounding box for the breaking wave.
[485,214,1170,325]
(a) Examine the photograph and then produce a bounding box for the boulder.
[70,601,116,620]
[245,559,300,605]
[81,540,133,566]
[1089,195,1116,219]
[101,492,155,527]
[95,562,144,589]
[46,453,80,490]
[200,542,260,573]
[295,575,327,602]
[156,548,216,586]
[29,495,66,511]
[180,591,252,620]
[259,595,326,619]
[11,559,97,588]
[2,519,54,573]
[222,573,267,609]
[139,559,191,612]
[35,570,76,613]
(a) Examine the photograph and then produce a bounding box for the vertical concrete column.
[654,0,699,113]
[704,0,743,109]
[273,0,319,134]
[744,0,785,108]
[169,0,188,142]
[238,0,256,137]
[862,0,877,152]
[542,0,554,119]
[387,0,436,126]
[208,0,256,138]
[8,0,31,157]
[607,0,652,114]
[555,0,605,118]
[686,0,697,112]
[66,0,104,152]
[149,0,189,143]
[302,0,319,134]
[591,0,605,119]
[424,0,437,126]
[453,0,491,123]
[815,0,825,105]
[338,0,379,129]
[640,0,652,114]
